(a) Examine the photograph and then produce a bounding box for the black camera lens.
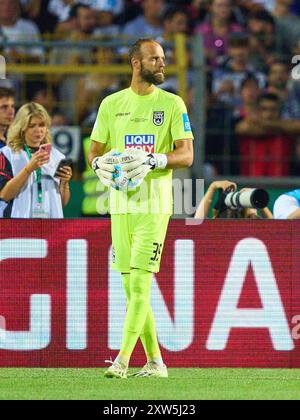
[251,189,269,209]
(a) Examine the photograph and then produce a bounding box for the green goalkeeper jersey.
[91,87,194,215]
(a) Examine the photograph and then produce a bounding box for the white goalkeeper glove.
[92,149,118,187]
[120,148,168,182]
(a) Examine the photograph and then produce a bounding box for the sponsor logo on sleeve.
[153,111,164,126]
[183,113,192,132]
[125,135,155,153]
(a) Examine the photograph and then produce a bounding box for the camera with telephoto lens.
[224,189,269,210]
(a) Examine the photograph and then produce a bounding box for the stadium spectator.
[48,0,80,23]
[272,0,300,51]
[194,180,272,219]
[50,4,99,121]
[212,33,266,107]
[51,3,96,58]
[286,39,300,120]
[194,0,244,69]
[266,60,290,101]
[287,60,300,175]
[0,88,15,149]
[235,92,300,176]
[122,0,165,37]
[114,0,143,27]
[20,0,41,18]
[291,136,300,175]
[236,0,265,13]
[161,6,189,40]
[248,0,300,14]
[273,189,300,219]
[265,60,300,119]
[247,0,276,11]
[92,0,124,15]
[93,9,120,37]
[20,0,58,33]
[156,6,190,93]
[52,110,69,126]
[75,47,120,123]
[205,94,239,176]
[205,75,261,177]
[26,82,55,115]
[54,2,97,37]
[0,102,71,218]
[48,0,124,26]
[247,9,286,73]
[73,2,97,36]
[235,75,262,118]
[187,0,209,23]
[0,0,44,62]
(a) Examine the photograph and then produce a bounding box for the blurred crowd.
[1,0,300,178]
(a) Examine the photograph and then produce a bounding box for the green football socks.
[140,308,162,362]
[119,269,162,365]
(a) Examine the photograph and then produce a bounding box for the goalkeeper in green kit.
[88,39,194,379]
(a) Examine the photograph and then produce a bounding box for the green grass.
[0,368,299,400]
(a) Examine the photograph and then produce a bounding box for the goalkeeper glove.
[92,149,118,187]
[120,148,168,182]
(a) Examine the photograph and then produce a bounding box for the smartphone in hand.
[55,159,72,177]
[39,143,52,159]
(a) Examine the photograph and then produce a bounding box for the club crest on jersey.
[153,111,164,126]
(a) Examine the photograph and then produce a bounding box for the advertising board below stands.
[0,219,299,368]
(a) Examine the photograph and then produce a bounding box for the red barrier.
[0,219,299,367]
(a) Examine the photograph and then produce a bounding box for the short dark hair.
[269,59,289,69]
[128,38,159,66]
[249,10,275,26]
[0,87,15,100]
[241,75,259,90]
[258,92,280,105]
[27,81,47,102]
[162,6,188,23]
[70,3,90,18]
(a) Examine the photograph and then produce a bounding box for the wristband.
[147,153,168,170]
[24,167,31,175]
[92,157,98,172]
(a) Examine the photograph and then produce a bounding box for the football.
[112,153,143,191]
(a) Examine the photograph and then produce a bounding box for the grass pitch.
[0,368,299,400]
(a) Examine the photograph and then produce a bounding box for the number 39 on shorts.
[151,242,163,262]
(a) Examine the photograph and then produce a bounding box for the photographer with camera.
[195,180,273,219]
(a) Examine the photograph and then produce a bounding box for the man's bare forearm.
[165,139,194,169]
[88,140,107,168]
[235,120,269,137]
[195,184,215,219]
[88,151,99,168]
[262,120,300,136]
[261,207,273,219]
[165,150,193,169]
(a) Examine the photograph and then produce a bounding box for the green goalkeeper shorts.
[111,213,171,273]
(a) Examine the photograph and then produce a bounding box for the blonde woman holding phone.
[0,102,72,218]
